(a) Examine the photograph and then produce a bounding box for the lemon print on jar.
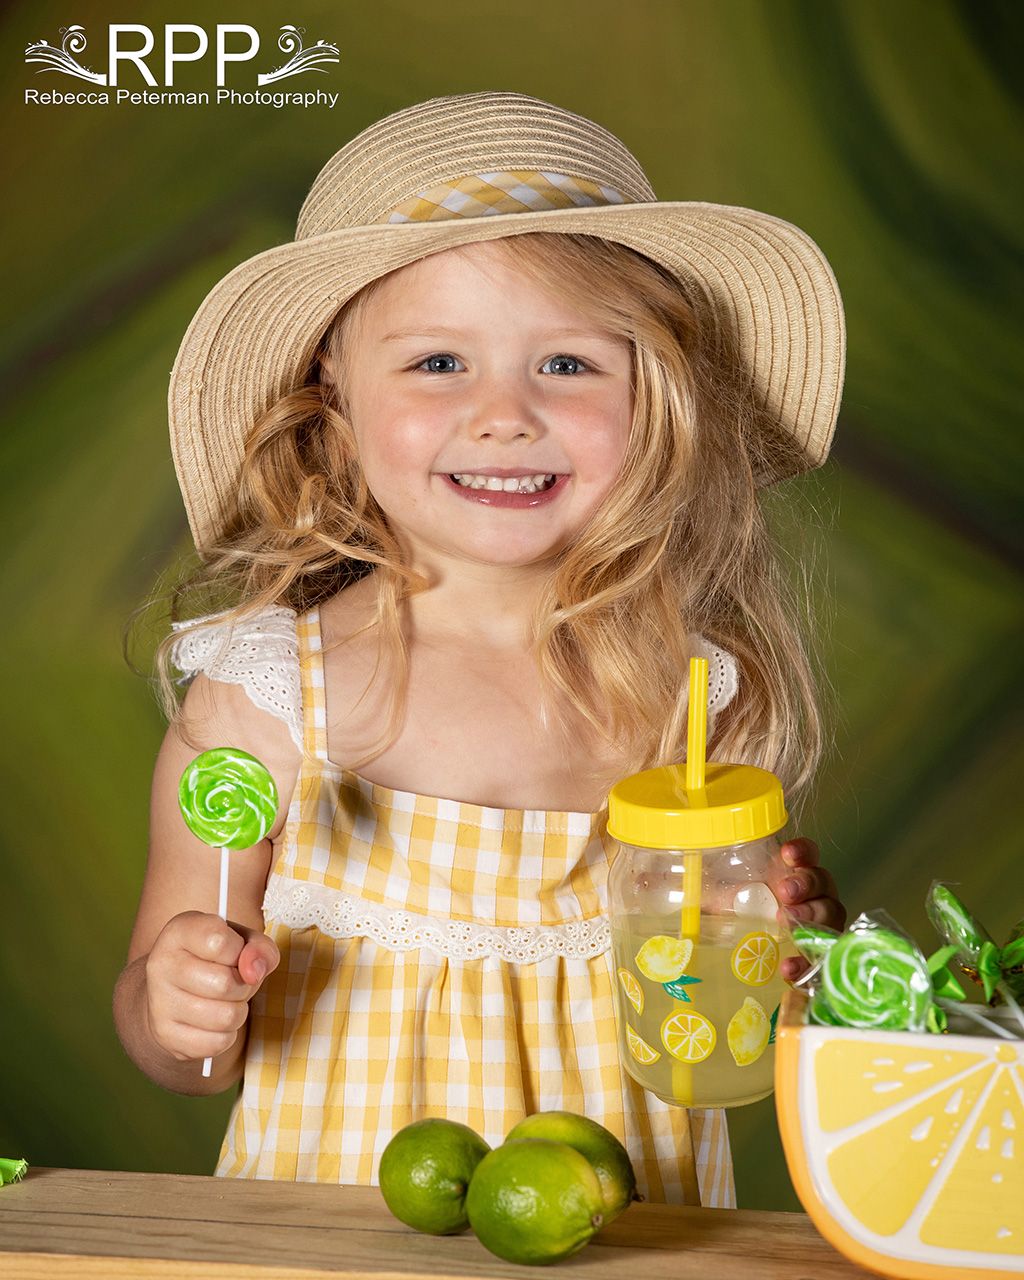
[617,967,644,1015]
[727,996,771,1066]
[661,1009,716,1064]
[635,935,694,984]
[730,932,779,986]
[779,1022,1024,1271]
[626,1025,661,1065]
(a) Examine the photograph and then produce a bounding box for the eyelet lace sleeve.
[165,604,739,759]
[168,605,303,752]
[692,635,739,721]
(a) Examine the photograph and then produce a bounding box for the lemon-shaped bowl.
[775,988,1024,1279]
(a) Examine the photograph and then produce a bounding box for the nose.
[467,376,542,442]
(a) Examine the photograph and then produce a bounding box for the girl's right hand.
[144,911,281,1065]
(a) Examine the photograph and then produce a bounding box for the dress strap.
[295,605,331,763]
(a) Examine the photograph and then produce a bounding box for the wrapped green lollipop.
[792,914,940,1033]
[926,882,1024,1031]
[178,747,278,1077]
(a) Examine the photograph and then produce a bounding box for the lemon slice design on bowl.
[635,935,694,984]
[778,1004,1024,1276]
[617,967,644,1015]
[661,1009,716,1064]
[727,996,770,1066]
[730,931,779,986]
[626,1025,661,1065]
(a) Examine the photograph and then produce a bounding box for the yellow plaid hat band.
[384,169,631,223]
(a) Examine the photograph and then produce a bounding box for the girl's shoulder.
[168,603,303,751]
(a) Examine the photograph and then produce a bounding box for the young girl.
[115,90,846,1209]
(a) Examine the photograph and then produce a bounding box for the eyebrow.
[381,326,622,344]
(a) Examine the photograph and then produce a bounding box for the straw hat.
[168,90,845,556]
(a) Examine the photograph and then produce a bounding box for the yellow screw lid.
[607,761,787,850]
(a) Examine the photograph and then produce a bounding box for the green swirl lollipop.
[179,748,278,850]
[794,922,934,1032]
[178,747,278,1079]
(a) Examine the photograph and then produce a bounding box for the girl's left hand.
[771,837,847,981]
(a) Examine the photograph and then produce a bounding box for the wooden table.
[0,1167,877,1278]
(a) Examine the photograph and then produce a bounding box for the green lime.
[378,1118,490,1235]
[504,1110,639,1224]
[465,1138,605,1265]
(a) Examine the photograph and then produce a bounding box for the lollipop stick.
[996,981,1024,1035]
[202,845,231,1079]
[938,999,1019,1041]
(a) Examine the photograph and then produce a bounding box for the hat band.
[383,168,630,224]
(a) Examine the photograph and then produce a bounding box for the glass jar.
[607,761,791,1109]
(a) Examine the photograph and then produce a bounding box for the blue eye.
[542,355,588,375]
[417,353,462,373]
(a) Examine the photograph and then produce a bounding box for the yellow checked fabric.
[214,605,736,1208]
[385,169,629,222]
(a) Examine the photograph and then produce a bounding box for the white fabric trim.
[263,876,612,963]
[169,606,304,751]
[167,603,739,756]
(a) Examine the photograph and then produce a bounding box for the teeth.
[451,473,554,494]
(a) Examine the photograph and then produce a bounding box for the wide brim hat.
[169,90,845,557]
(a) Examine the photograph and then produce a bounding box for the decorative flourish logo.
[24,24,340,91]
[258,26,340,86]
[25,25,106,85]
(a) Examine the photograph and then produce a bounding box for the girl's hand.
[771,837,847,981]
[145,911,280,1066]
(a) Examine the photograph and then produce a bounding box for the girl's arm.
[113,674,300,1096]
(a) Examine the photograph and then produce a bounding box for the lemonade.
[612,911,786,1107]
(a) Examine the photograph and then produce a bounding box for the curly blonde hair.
[130,231,837,821]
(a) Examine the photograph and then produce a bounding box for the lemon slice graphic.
[778,1011,1024,1273]
[730,932,779,986]
[635,935,694,983]
[617,967,644,1015]
[727,996,770,1066]
[660,1009,716,1064]
[626,1025,660,1065]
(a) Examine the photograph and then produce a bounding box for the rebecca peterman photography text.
[25,88,341,109]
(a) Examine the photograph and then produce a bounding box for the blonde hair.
[131,231,837,822]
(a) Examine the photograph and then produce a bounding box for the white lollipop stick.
[202,846,231,1079]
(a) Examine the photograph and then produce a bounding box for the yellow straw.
[672,657,709,1108]
[681,657,708,940]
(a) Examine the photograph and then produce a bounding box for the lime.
[466,1138,605,1265]
[504,1110,639,1225]
[378,1117,490,1235]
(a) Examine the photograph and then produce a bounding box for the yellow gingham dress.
[209,605,735,1206]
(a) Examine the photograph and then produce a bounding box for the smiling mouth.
[447,473,559,494]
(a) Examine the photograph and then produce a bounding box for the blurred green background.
[1,0,1020,1212]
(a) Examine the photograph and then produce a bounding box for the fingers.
[146,912,277,1064]
[231,921,281,989]
[773,838,848,934]
[780,837,820,869]
[777,865,839,909]
[781,955,812,983]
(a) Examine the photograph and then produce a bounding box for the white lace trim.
[166,603,739,752]
[169,605,303,751]
[263,877,612,963]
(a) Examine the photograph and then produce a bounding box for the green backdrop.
[1,0,1020,1212]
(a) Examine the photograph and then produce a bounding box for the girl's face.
[341,240,635,572]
